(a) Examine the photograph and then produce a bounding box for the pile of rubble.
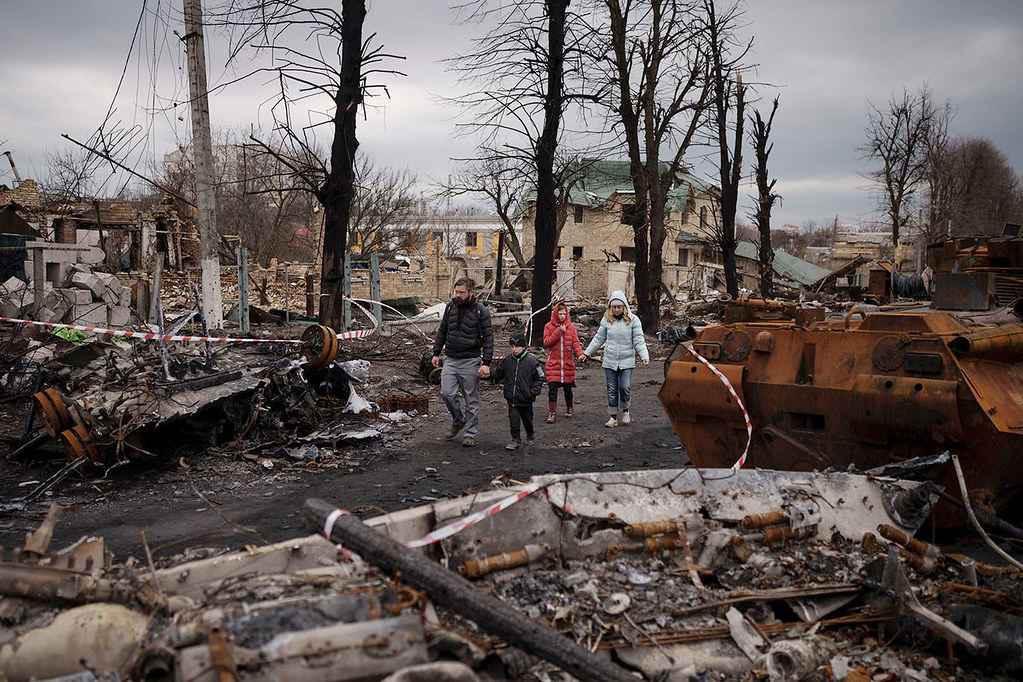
[5,463,1019,681]
[0,316,432,500]
[1,262,133,328]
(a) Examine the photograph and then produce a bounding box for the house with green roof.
[519,159,722,301]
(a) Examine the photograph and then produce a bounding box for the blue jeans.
[604,368,633,415]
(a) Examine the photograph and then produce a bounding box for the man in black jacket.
[431,277,494,447]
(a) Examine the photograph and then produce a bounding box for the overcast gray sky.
[2,0,1022,230]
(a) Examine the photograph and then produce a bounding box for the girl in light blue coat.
[582,291,650,427]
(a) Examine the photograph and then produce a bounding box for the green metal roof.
[517,158,716,216]
[735,240,831,287]
[566,159,715,211]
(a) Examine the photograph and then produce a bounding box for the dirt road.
[1,348,689,560]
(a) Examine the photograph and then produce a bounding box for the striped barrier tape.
[323,482,577,551]
[344,296,436,342]
[0,295,381,345]
[0,316,304,344]
[688,346,753,470]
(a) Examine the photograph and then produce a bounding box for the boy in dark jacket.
[501,333,545,450]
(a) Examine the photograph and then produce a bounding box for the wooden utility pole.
[183,0,224,328]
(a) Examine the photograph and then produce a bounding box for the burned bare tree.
[859,85,940,247]
[439,157,529,269]
[927,136,1023,238]
[164,130,321,265]
[601,0,711,333]
[704,0,749,299]
[347,155,427,259]
[749,96,779,298]
[211,0,403,328]
[447,0,588,344]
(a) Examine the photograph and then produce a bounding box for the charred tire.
[33,388,72,437]
[301,324,339,369]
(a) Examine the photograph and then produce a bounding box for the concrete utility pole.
[183,0,224,328]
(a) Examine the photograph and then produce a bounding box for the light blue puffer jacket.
[584,291,650,370]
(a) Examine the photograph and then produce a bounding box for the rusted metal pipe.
[459,544,548,579]
[624,518,683,538]
[604,534,687,561]
[756,525,816,544]
[739,510,789,530]
[877,524,940,573]
[877,524,932,556]
[949,324,1023,361]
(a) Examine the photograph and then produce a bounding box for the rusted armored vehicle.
[659,305,1023,520]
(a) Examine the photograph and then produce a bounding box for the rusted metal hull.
[659,312,1023,524]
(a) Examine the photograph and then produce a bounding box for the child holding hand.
[542,302,585,423]
[501,332,545,450]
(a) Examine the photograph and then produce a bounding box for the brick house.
[519,159,721,301]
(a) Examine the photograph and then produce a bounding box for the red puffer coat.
[543,302,584,385]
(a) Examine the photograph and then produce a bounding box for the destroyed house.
[734,240,832,292]
[520,159,722,300]
[46,198,191,273]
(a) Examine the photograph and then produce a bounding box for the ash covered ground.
[0,327,683,559]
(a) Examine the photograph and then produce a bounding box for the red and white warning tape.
[0,296,381,345]
[0,316,304,344]
[323,482,577,552]
[344,296,435,342]
[405,483,545,548]
[687,346,752,469]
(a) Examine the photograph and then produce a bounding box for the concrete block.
[72,288,92,304]
[108,306,130,328]
[72,302,108,327]
[118,288,132,308]
[36,306,57,323]
[94,272,119,289]
[1,299,25,318]
[1,276,28,297]
[101,287,119,306]
[44,290,73,320]
[71,272,106,299]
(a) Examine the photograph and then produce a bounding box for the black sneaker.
[525,437,535,446]
[446,424,464,439]
[505,440,521,451]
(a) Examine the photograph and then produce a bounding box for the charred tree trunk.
[642,178,667,332]
[529,0,569,346]
[707,0,744,299]
[608,0,651,331]
[714,80,744,299]
[752,97,779,299]
[318,0,366,329]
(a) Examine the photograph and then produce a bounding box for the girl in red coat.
[542,302,585,423]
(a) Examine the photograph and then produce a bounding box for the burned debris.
[3,465,1022,681]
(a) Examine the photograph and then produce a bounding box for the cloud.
[3,0,1021,231]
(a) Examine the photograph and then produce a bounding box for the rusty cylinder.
[624,519,681,538]
[459,543,547,579]
[949,324,1023,361]
[876,524,932,556]
[758,524,816,544]
[739,510,789,530]
[643,535,685,552]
